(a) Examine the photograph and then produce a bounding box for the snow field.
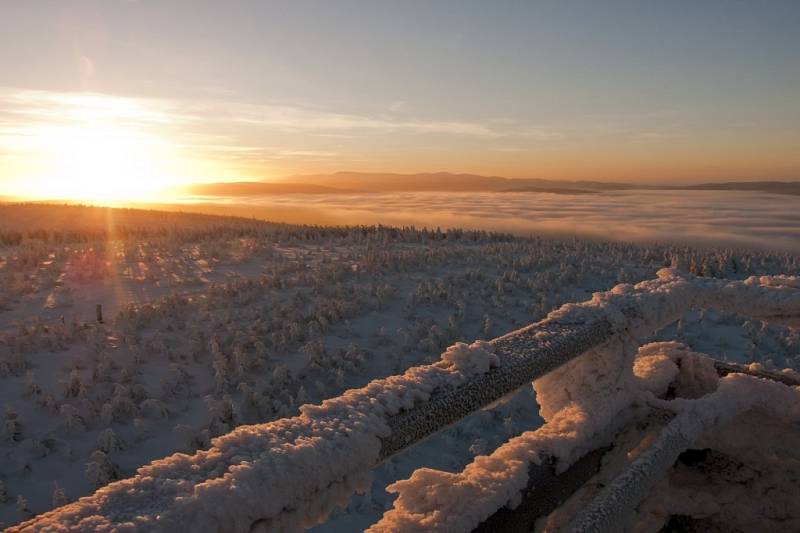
[3,205,800,530]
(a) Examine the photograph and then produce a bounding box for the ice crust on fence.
[11,270,800,532]
[567,372,800,533]
[440,340,498,374]
[370,270,800,532]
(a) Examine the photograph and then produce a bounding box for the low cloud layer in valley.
[170,190,800,252]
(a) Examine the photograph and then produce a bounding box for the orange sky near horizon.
[0,87,797,202]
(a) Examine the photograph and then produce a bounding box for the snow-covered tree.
[52,483,68,508]
[16,495,32,520]
[63,368,86,398]
[96,428,125,454]
[1,406,21,443]
[84,450,120,489]
[60,404,85,433]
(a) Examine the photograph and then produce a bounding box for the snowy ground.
[1,204,799,529]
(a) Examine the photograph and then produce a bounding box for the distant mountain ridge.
[672,181,800,195]
[174,173,800,196]
[279,172,800,194]
[277,171,637,192]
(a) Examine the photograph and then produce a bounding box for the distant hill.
[276,171,636,192]
[173,174,800,197]
[173,181,352,196]
[670,181,800,195]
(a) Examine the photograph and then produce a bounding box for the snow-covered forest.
[2,204,800,530]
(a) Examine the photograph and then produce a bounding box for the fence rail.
[380,320,613,460]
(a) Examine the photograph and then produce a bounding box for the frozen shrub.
[99,403,114,427]
[8,349,28,375]
[130,382,148,403]
[35,393,57,413]
[109,385,138,422]
[173,424,197,452]
[63,368,86,398]
[133,418,151,442]
[60,404,85,433]
[16,495,32,521]
[272,365,289,385]
[92,353,116,383]
[84,450,120,489]
[2,406,21,443]
[271,399,290,419]
[161,364,192,398]
[346,344,368,368]
[96,428,125,454]
[139,398,169,420]
[469,437,489,456]
[26,439,50,459]
[206,395,236,437]
[0,360,11,378]
[232,345,257,376]
[52,483,68,508]
[253,340,268,361]
[24,371,42,397]
[372,326,389,349]
[237,382,265,415]
[307,320,322,339]
[481,314,493,337]
[295,385,307,406]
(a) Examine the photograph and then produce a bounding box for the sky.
[0,0,799,199]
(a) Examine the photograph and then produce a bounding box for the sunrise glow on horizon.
[1,1,799,203]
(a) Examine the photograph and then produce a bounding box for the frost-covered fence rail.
[711,358,800,387]
[11,269,800,532]
[380,319,613,459]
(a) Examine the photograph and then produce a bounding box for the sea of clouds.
[190,190,800,251]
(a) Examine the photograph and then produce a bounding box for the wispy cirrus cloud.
[225,101,500,137]
[0,89,186,126]
[0,87,516,164]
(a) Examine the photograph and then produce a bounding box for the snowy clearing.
[2,204,800,531]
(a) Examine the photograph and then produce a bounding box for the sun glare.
[30,125,169,202]
[8,93,190,203]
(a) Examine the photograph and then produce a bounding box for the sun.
[28,125,168,202]
[8,93,188,203]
